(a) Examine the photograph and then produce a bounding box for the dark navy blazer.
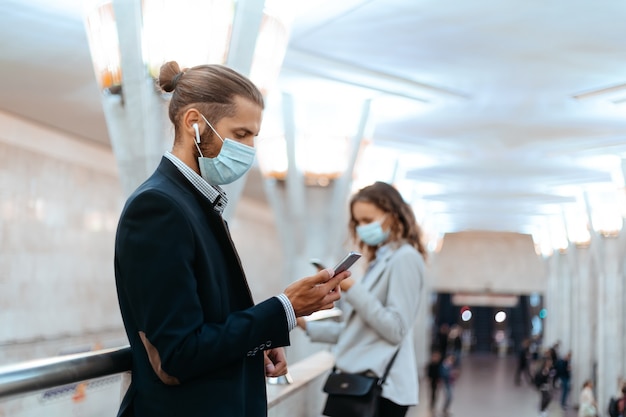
[115,157,290,417]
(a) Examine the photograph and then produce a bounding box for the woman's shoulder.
[385,243,425,274]
[392,242,424,261]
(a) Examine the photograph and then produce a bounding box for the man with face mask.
[113,62,351,417]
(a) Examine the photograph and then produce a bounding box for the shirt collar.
[164,151,228,215]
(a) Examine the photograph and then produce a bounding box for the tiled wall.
[0,111,126,363]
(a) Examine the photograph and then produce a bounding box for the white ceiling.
[2,0,626,244]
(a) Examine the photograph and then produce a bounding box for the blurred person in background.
[578,380,597,417]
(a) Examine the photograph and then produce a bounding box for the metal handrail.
[0,309,344,401]
[0,345,131,400]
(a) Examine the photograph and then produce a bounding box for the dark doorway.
[431,292,532,354]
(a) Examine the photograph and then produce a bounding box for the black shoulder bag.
[321,349,400,417]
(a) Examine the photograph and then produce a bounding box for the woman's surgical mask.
[356,216,390,246]
[194,114,256,185]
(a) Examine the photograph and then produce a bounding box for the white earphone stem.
[193,123,200,143]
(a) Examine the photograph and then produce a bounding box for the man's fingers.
[323,285,341,304]
[318,302,336,311]
[265,348,288,377]
[317,269,333,282]
[310,268,335,284]
[264,352,276,376]
[287,269,350,317]
[322,270,350,289]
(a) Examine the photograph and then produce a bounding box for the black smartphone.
[332,251,362,274]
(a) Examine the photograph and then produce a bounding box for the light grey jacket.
[306,242,424,406]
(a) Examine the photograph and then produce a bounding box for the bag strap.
[378,348,400,385]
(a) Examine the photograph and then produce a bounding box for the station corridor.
[408,353,579,417]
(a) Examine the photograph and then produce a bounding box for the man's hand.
[284,268,351,317]
[264,347,288,377]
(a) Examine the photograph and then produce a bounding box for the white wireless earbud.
[193,123,200,143]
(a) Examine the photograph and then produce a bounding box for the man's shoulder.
[127,179,180,205]
[130,166,191,202]
[120,174,195,223]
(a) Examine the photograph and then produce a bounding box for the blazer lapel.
[361,246,396,290]
[343,246,396,320]
[157,158,255,306]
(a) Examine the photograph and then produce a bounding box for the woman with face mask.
[297,181,427,417]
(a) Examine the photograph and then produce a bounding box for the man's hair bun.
[158,61,185,93]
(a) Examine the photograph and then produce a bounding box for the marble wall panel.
[0,112,125,363]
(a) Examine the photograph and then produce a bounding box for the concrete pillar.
[556,251,572,351]
[621,236,626,385]
[105,0,170,197]
[264,182,353,363]
[264,97,371,363]
[220,0,265,221]
[543,251,559,351]
[596,235,624,409]
[570,246,595,402]
[566,247,579,390]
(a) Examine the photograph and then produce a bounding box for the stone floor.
[408,353,580,417]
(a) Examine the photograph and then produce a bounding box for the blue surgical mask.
[356,217,389,246]
[194,114,256,185]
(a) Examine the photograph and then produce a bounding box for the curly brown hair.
[349,181,427,262]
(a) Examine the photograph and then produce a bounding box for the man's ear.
[181,108,202,140]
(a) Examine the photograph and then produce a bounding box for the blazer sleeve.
[344,246,424,345]
[116,189,290,382]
